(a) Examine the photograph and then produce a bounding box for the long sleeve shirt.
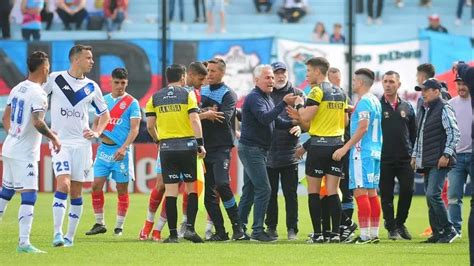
[412,103,460,168]
[239,87,293,150]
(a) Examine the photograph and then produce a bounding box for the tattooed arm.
[32,111,61,153]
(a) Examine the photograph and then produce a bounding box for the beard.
[275,81,287,89]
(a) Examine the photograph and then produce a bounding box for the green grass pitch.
[0,193,469,265]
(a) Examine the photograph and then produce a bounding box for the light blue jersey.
[102,93,141,145]
[94,93,140,183]
[349,93,383,189]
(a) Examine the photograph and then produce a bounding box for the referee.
[145,64,206,243]
[294,57,349,243]
[379,71,416,240]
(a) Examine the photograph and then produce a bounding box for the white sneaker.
[376,18,383,25]
[367,17,373,25]
[455,18,462,26]
[396,1,404,8]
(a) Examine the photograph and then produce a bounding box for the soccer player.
[138,62,212,241]
[85,68,140,236]
[145,64,206,243]
[44,44,110,247]
[0,51,61,253]
[293,57,349,243]
[333,68,383,244]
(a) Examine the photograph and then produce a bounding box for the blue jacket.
[239,87,293,150]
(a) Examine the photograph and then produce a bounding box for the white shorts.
[2,157,38,190]
[52,145,93,182]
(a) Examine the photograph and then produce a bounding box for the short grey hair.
[253,64,273,78]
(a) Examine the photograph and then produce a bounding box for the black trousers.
[193,0,206,20]
[41,8,54,30]
[265,164,299,232]
[22,29,40,41]
[0,7,12,38]
[379,160,414,230]
[56,8,88,29]
[367,0,383,18]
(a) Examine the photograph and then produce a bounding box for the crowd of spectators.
[0,0,470,41]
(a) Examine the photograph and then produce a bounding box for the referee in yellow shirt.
[145,64,206,243]
[293,57,349,243]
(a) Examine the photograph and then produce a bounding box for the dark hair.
[207,58,226,72]
[305,57,330,75]
[417,63,435,78]
[328,67,340,74]
[314,22,326,35]
[334,23,342,28]
[68,44,92,61]
[383,70,400,79]
[112,67,128,79]
[355,68,375,81]
[166,64,186,83]
[27,51,49,72]
[188,61,208,76]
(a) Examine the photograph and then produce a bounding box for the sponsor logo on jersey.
[27,172,34,177]
[60,107,84,119]
[108,118,123,126]
[158,104,181,113]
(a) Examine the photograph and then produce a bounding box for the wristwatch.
[295,103,304,110]
[442,153,451,159]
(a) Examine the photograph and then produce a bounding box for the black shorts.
[305,144,344,178]
[160,138,198,184]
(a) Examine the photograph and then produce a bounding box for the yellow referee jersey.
[145,85,199,140]
[306,81,348,137]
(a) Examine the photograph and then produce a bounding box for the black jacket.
[380,96,416,162]
[267,82,304,168]
[200,83,237,152]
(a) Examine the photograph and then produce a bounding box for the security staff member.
[145,64,206,243]
[379,71,416,240]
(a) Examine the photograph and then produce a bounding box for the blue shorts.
[94,144,134,183]
[349,156,380,190]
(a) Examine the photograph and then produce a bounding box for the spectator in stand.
[0,0,13,39]
[169,0,184,23]
[104,0,128,37]
[206,0,226,33]
[426,14,448,33]
[21,0,44,41]
[367,0,383,25]
[330,23,346,44]
[420,0,432,7]
[41,0,54,30]
[194,0,206,23]
[56,0,88,30]
[254,0,272,13]
[455,0,474,26]
[312,22,329,43]
[277,0,308,23]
